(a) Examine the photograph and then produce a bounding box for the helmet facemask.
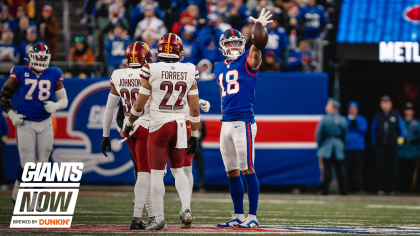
[220,38,246,60]
[29,52,51,72]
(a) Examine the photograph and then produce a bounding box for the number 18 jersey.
[140,62,199,133]
[214,50,259,123]
[110,68,151,129]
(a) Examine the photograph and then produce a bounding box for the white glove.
[199,99,210,112]
[249,8,273,27]
[7,110,25,127]
[44,101,59,113]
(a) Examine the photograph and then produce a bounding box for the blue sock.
[228,176,244,214]
[245,173,260,216]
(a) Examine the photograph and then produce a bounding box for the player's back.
[140,61,198,132]
[10,65,63,122]
[214,50,258,123]
[110,68,151,128]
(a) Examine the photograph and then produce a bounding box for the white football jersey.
[140,62,199,132]
[110,68,151,129]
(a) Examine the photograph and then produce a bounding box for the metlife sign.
[10,162,83,228]
[379,42,420,63]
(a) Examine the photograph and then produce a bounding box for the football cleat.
[181,209,193,229]
[129,219,148,229]
[237,217,259,228]
[145,219,167,231]
[217,212,244,228]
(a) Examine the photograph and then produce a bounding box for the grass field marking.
[367,204,420,210]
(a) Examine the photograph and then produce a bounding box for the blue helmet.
[219,28,246,60]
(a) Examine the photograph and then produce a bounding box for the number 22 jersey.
[9,66,63,122]
[214,50,259,123]
[139,62,199,133]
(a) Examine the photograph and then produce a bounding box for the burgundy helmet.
[156,33,184,62]
[125,41,153,67]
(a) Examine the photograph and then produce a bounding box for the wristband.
[188,89,199,95]
[130,107,143,116]
[126,120,133,127]
[190,115,200,123]
[139,86,151,95]
[191,130,198,137]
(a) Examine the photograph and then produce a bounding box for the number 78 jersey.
[214,50,259,123]
[140,62,199,133]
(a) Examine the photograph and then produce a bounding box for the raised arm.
[248,45,262,70]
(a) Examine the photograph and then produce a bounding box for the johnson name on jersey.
[214,50,259,123]
[110,68,151,129]
[139,62,199,132]
[10,66,63,122]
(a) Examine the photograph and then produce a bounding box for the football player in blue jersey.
[1,42,68,208]
[214,9,272,229]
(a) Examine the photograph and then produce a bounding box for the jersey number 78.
[219,70,239,97]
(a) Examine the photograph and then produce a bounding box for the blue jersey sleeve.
[9,66,22,85]
[242,50,259,76]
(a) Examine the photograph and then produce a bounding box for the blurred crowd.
[0,1,58,74]
[81,0,330,76]
[317,96,420,195]
[0,0,331,77]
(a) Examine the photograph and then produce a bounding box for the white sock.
[236,214,246,222]
[12,180,20,200]
[170,167,191,211]
[145,178,154,218]
[133,172,151,218]
[151,169,165,222]
[183,165,194,194]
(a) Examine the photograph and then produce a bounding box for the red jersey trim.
[245,59,259,76]
[140,74,149,80]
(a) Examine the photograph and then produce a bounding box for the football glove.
[44,101,59,113]
[249,8,273,27]
[124,123,134,140]
[7,110,25,127]
[101,137,111,157]
[199,99,210,112]
[186,136,198,155]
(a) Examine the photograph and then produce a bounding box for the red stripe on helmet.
[40,43,44,51]
[230,29,234,36]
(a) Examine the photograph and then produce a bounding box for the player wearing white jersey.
[101,41,154,230]
[125,33,200,231]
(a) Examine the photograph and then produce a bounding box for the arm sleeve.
[371,116,377,145]
[103,93,120,137]
[54,88,68,111]
[139,64,151,80]
[398,115,406,138]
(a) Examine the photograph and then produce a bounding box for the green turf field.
[1,190,420,235]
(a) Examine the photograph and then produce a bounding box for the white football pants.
[16,117,54,167]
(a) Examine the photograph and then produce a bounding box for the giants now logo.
[10,162,83,228]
